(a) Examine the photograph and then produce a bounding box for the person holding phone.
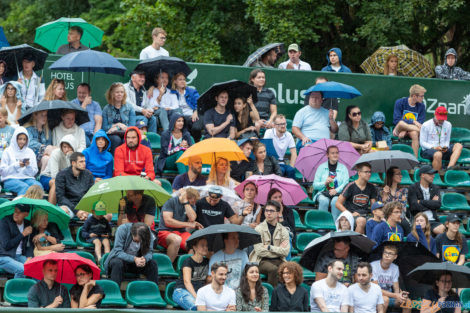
[420,106,462,171]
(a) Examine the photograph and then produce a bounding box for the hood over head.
[444,48,457,67]
[335,210,355,231]
[371,111,386,124]
[90,129,110,152]
[168,112,188,133]
[326,48,343,65]
[10,126,30,153]
[59,134,78,153]
[124,126,142,147]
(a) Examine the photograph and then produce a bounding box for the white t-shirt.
[348,283,384,313]
[263,128,295,162]
[419,185,434,221]
[139,45,169,60]
[16,223,24,255]
[195,284,236,311]
[370,260,399,293]
[310,279,350,313]
[278,60,312,71]
[331,65,341,72]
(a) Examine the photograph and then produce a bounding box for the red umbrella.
[24,252,100,284]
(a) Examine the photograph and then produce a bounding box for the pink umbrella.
[294,139,360,181]
[235,174,307,206]
[24,252,100,284]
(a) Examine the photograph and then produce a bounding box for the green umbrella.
[34,17,104,53]
[0,198,70,230]
[75,176,171,214]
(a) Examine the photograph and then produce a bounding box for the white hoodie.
[41,134,78,178]
[0,126,38,181]
[335,210,355,231]
[52,122,86,152]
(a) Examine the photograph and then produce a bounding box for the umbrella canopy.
[174,185,243,208]
[234,174,307,206]
[407,262,470,288]
[18,100,90,130]
[300,231,375,272]
[0,44,48,77]
[24,252,100,284]
[360,45,434,78]
[34,17,104,53]
[0,198,70,230]
[176,138,248,165]
[295,139,360,180]
[49,50,126,76]
[352,150,418,173]
[304,81,362,99]
[186,224,261,252]
[243,43,285,67]
[0,27,9,48]
[134,56,191,89]
[197,80,258,115]
[74,176,171,214]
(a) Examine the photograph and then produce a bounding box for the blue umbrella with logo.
[303,81,362,99]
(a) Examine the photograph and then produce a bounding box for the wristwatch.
[182,202,190,206]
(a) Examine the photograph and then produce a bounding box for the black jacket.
[408,182,441,220]
[253,156,282,176]
[56,166,95,213]
[0,215,33,258]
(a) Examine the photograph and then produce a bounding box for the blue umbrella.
[0,27,9,48]
[303,81,362,99]
[49,50,126,76]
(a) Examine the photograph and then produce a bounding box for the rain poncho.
[321,48,352,73]
[369,111,392,149]
[435,48,470,80]
[83,130,113,179]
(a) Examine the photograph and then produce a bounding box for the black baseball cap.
[419,165,438,175]
[16,203,31,213]
[447,213,461,223]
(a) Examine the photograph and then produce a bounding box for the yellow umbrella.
[176,138,248,165]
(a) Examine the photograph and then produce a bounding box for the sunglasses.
[209,193,222,199]
[351,112,361,117]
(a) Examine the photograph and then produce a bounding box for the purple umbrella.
[294,139,360,181]
[234,174,307,206]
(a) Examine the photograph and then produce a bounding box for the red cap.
[435,106,447,120]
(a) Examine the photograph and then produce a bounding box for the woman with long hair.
[407,213,437,255]
[435,215,468,265]
[239,182,262,229]
[236,263,269,312]
[249,69,276,128]
[383,54,403,76]
[44,79,67,101]
[70,264,104,308]
[102,82,136,154]
[207,156,238,189]
[270,262,309,312]
[421,272,460,313]
[233,96,261,139]
[338,105,372,154]
[0,81,23,126]
[31,210,65,256]
[252,142,281,176]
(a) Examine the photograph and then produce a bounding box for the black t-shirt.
[230,160,256,183]
[423,289,460,313]
[175,256,209,291]
[195,198,235,227]
[267,222,276,245]
[341,182,378,215]
[124,194,156,223]
[70,284,104,308]
[203,108,235,138]
[435,232,469,263]
[172,173,207,190]
[328,162,338,172]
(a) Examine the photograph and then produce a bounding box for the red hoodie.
[114,126,155,180]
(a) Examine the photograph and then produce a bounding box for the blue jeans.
[296,138,317,153]
[154,108,169,131]
[280,163,296,179]
[3,178,42,195]
[173,288,196,311]
[136,115,157,133]
[317,194,341,221]
[39,175,52,192]
[0,254,27,278]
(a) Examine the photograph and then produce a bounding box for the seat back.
[68,250,95,263]
[296,232,321,252]
[442,193,468,208]
[391,144,414,155]
[261,282,273,305]
[461,289,470,309]
[158,178,173,194]
[292,209,306,229]
[152,253,177,275]
[126,280,166,307]
[96,279,127,307]
[164,281,179,308]
[176,254,193,272]
[444,170,470,187]
[304,210,336,231]
[4,278,36,305]
[146,132,161,150]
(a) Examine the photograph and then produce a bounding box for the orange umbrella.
[176,138,248,165]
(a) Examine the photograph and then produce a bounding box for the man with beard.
[172,155,207,191]
[55,152,94,220]
[195,263,236,311]
[348,262,384,313]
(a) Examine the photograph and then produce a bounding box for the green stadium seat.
[126,281,167,307]
[369,172,384,185]
[460,289,470,309]
[304,210,336,231]
[154,207,160,224]
[262,282,273,305]
[286,119,293,132]
[399,170,414,185]
[457,148,470,164]
[413,169,447,187]
[96,280,127,307]
[349,174,358,182]
[295,169,304,181]
[451,127,470,143]
[299,186,314,205]
[164,281,180,308]
[293,209,306,230]
[417,148,431,164]
[291,256,316,280]
[152,253,178,277]
[441,193,470,211]
[61,228,77,248]
[296,232,321,252]
[444,170,470,188]
[467,240,470,259]
[391,144,415,155]
[158,178,173,194]
[465,262,470,269]
[68,250,95,263]
[76,226,94,249]
[3,278,36,306]
[300,283,310,293]
[177,254,193,272]
[460,224,470,237]
[146,132,161,151]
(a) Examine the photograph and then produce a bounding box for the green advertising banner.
[44,55,470,128]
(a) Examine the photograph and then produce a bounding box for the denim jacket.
[102,103,136,132]
[170,87,200,111]
[26,126,52,155]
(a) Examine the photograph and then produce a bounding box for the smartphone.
[22,158,29,163]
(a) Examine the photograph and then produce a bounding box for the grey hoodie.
[435,48,470,80]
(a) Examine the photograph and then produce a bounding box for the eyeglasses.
[275,123,287,126]
[351,112,361,117]
[265,209,276,214]
[75,272,88,278]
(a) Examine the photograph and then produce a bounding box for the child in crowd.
[31,210,65,256]
[0,108,14,159]
[136,120,151,148]
[366,201,384,237]
[335,210,354,231]
[369,111,392,149]
[81,201,112,263]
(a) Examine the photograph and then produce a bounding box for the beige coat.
[249,220,290,263]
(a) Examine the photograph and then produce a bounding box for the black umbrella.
[243,43,285,67]
[369,241,440,276]
[299,231,376,272]
[134,56,191,89]
[18,100,90,130]
[186,224,261,252]
[0,44,48,77]
[197,79,258,115]
[407,262,470,288]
